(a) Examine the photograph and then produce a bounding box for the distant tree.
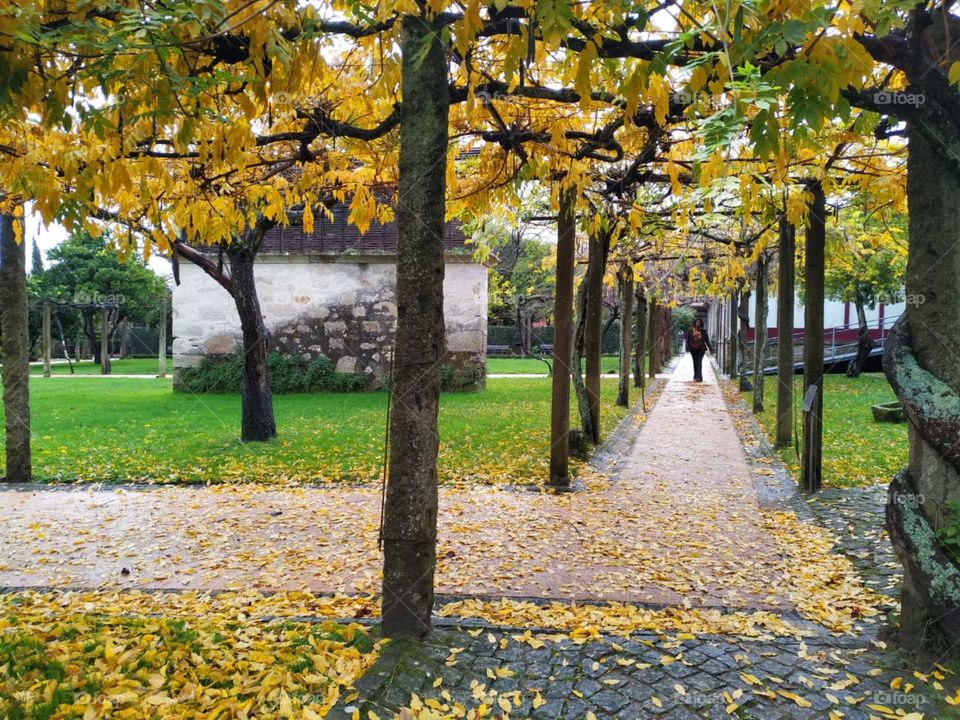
[825,206,907,378]
[38,231,167,366]
[25,240,45,357]
[674,306,696,331]
[474,219,554,353]
[30,240,43,276]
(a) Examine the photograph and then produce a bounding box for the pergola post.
[158,292,168,378]
[100,306,111,375]
[727,292,738,377]
[801,181,826,493]
[42,301,51,378]
[752,253,768,412]
[549,188,576,489]
[776,216,796,447]
[648,297,659,379]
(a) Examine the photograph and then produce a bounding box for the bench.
[487,345,511,355]
[538,344,554,356]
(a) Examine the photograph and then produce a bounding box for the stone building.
[172,205,488,386]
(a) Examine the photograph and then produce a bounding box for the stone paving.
[327,359,959,719]
[333,624,945,719]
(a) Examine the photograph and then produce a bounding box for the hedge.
[488,323,622,354]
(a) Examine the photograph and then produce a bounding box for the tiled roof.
[259,203,468,254]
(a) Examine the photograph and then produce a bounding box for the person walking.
[686,317,713,382]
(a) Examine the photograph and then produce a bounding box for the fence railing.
[745,312,901,373]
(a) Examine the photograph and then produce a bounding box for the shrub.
[440,364,485,392]
[177,351,370,394]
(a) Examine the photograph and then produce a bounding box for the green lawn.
[4,376,630,485]
[487,354,631,375]
[29,357,171,375]
[749,373,906,487]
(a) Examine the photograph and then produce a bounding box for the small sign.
[802,384,819,412]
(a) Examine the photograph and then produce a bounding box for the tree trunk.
[648,297,659,379]
[776,216,796,448]
[584,230,607,444]
[381,13,448,640]
[753,253,768,412]
[99,307,111,374]
[86,313,100,364]
[549,189,577,489]
[228,248,276,442]
[846,289,874,378]
[802,180,826,494]
[883,126,960,651]
[617,264,634,407]
[737,289,752,391]
[633,286,647,389]
[0,213,32,483]
[571,279,593,441]
[54,313,73,373]
[118,318,130,359]
[728,292,738,377]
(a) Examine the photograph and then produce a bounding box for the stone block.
[336,356,358,373]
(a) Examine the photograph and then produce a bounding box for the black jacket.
[685,326,713,354]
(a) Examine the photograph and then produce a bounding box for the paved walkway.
[1,356,789,611]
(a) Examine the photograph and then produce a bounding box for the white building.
[172,208,488,386]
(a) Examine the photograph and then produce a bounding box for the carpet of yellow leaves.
[0,590,381,720]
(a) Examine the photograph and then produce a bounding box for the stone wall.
[172,254,487,387]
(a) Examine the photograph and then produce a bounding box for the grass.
[29,357,171,376]
[748,372,906,488]
[3,376,632,485]
[487,354,633,375]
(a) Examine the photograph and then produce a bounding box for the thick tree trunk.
[728,292,738,377]
[802,181,826,494]
[549,189,577,489]
[753,254,768,413]
[381,13,448,640]
[883,126,960,651]
[846,290,874,378]
[584,230,607,444]
[633,286,647,389]
[0,213,32,483]
[737,289,752,391]
[617,264,634,407]
[776,217,796,448]
[228,248,276,442]
[648,297,659,379]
